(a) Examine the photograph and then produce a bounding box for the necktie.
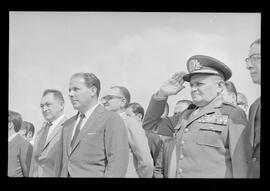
[70,113,85,148]
[35,122,52,161]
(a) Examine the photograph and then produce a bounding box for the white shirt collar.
[51,114,65,126]
[46,114,65,139]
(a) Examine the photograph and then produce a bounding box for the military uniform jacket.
[143,94,248,178]
[245,97,260,178]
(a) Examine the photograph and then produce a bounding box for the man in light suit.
[8,110,33,177]
[29,89,67,177]
[60,73,129,177]
[244,38,261,178]
[101,86,153,178]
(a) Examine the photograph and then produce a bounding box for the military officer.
[143,55,248,178]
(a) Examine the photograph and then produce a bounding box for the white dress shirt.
[46,114,65,142]
[71,103,99,140]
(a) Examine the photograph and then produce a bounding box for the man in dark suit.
[143,55,248,178]
[60,73,129,177]
[8,110,33,177]
[244,38,261,178]
[29,89,67,177]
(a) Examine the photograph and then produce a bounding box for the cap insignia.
[189,59,202,72]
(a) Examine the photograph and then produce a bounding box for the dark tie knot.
[46,122,53,129]
[79,113,85,119]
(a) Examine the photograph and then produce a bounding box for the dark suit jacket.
[154,137,177,178]
[60,104,129,177]
[246,97,260,178]
[8,134,33,177]
[29,116,67,177]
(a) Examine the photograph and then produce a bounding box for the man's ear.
[136,113,143,121]
[90,86,97,96]
[8,122,14,130]
[217,81,225,95]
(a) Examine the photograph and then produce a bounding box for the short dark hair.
[23,121,35,137]
[42,89,65,105]
[128,102,145,119]
[9,110,23,132]
[250,38,261,47]
[111,86,131,108]
[224,81,237,100]
[71,73,101,97]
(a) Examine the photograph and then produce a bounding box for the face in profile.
[101,88,125,112]
[125,107,143,122]
[222,89,237,105]
[246,43,261,85]
[40,93,63,122]
[69,76,94,113]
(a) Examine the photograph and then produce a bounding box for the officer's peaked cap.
[183,55,232,82]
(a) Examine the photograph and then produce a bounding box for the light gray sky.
[9,12,261,134]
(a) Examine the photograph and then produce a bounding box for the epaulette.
[221,101,237,108]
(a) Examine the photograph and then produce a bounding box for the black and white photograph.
[8,12,260,178]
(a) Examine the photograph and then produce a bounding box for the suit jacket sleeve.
[104,114,129,177]
[153,142,164,178]
[228,108,249,178]
[125,116,154,178]
[20,140,33,177]
[143,94,179,137]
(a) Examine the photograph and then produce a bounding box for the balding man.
[143,55,248,178]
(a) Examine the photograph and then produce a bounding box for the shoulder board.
[221,101,237,108]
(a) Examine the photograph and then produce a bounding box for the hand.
[158,72,186,97]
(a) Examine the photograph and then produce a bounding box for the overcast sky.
[9,12,261,133]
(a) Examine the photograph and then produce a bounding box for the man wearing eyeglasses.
[60,73,129,177]
[244,38,261,178]
[101,86,153,178]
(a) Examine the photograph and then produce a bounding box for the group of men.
[8,38,260,178]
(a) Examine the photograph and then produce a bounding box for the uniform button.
[184,128,189,133]
[252,157,257,162]
[181,140,185,145]
[179,154,184,159]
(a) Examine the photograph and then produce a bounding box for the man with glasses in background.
[101,86,153,178]
[244,38,261,178]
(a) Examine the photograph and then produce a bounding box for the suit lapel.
[249,98,261,147]
[66,116,77,156]
[69,105,104,155]
[42,116,67,151]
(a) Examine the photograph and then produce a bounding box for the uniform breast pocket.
[196,125,224,148]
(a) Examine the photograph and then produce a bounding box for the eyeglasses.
[101,95,123,101]
[245,54,261,63]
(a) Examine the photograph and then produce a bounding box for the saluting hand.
[158,72,186,97]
